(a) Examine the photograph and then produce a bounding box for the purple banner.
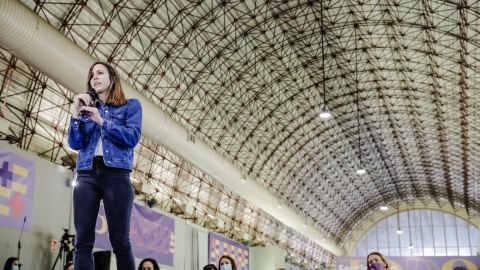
[95,202,175,266]
[208,232,249,270]
[336,256,480,270]
[0,148,35,232]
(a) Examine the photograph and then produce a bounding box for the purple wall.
[336,256,480,270]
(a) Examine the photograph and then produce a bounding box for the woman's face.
[219,258,231,266]
[12,260,19,266]
[141,261,154,270]
[367,254,384,267]
[90,64,111,95]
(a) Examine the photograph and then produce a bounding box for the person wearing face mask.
[3,257,19,270]
[218,255,237,270]
[367,252,390,270]
[68,62,142,270]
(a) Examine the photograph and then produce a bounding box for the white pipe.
[0,0,344,256]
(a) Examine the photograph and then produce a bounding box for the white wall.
[0,141,75,270]
[250,245,286,270]
[183,221,210,270]
[0,141,286,270]
[0,141,189,270]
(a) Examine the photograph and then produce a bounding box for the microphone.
[79,87,97,117]
[17,216,26,269]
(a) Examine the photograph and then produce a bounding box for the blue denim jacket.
[68,98,142,171]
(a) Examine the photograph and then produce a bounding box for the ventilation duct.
[0,0,344,256]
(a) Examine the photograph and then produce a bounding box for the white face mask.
[12,266,19,270]
[220,265,232,270]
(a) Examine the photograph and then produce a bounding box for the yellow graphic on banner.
[238,250,249,267]
[442,259,476,270]
[11,182,26,194]
[169,232,175,253]
[349,260,360,268]
[13,164,28,177]
[0,186,11,198]
[0,164,28,201]
[209,235,249,270]
[388,260,402,270]
[0,205,9,215]
[211,239,220,258]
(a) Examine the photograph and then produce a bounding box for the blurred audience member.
[3,257,19,270]
[203,264,218,270]
[218,255,237,270]
[138,258,160,270]
[63,261,73,270]
[367,252,390,270]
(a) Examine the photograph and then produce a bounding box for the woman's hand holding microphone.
[72,90,103,126]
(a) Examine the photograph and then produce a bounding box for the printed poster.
[94,202,175,266]
[0,148,35,231]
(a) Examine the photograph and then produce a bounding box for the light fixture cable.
[396,202,403,234]
[355,23,365,175]
[319,0,331,119]
[407,204,413,250]
[379,86,388,209]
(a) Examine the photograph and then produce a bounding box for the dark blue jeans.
[73,156,135,270]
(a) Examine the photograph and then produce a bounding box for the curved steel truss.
[1,0,480,267]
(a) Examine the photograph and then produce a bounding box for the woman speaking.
[68,62,142,270]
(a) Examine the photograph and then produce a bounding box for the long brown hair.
[218,255,237,270]
[86,62,127,107]
[367,252,390,269]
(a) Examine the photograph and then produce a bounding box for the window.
[352,210,479,257]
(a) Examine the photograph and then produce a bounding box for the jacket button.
[106,150,109,153]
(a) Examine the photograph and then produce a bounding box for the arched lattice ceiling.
[1,0,480,267]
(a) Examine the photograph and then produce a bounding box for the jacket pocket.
[110,145,128,162]
[110,107,126,125]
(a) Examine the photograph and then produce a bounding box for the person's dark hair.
[63,261,73,270]
[218,255,237,270]
[203,264,218,270]
[138,258,160,270]
[3,257,18,270]
[86,61,127,107]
